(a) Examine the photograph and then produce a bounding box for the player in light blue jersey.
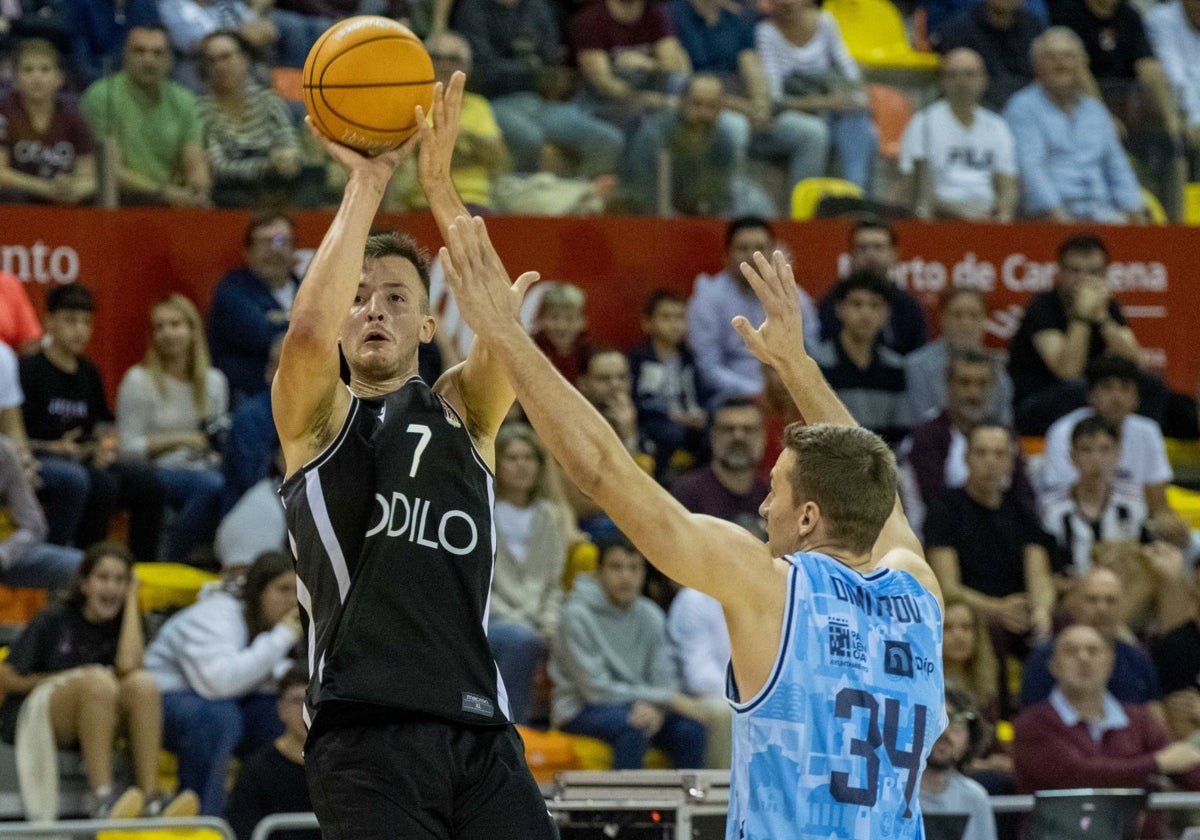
[438,218,945,840]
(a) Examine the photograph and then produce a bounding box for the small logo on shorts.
[883,641,914,678]
[461,692,494,717]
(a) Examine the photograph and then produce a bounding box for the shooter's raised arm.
[272,120,415,474]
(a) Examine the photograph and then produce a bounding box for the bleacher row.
[4,0,1200,221]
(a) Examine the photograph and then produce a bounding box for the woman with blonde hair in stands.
[486,421,575,724]
[0,542,197,820]
[116,294,229,564]
[942,593,1016,788]
[943,594,1000,718]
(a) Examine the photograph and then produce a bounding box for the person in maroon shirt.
[1013,624,1200,809]
[670,397,767,539]
[571,0,692,124]
[0,38,95,204]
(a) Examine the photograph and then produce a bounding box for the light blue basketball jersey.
[725,552,946,840]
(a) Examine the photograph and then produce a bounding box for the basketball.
[302,16,435,155]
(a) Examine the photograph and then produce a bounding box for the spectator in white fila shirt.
[899,47,1018,222]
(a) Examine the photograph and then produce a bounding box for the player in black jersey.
[272,74,556,840]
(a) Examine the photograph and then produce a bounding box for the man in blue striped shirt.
[1004,27,1148,222]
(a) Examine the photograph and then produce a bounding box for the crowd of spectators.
[2,79,1200,833]
[6,0,1200,218]
[517,214,1200,835]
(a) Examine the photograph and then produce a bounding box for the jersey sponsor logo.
[827,617,867,670]
[366,491,479,556]
[830,577,926,625]
[883,640,937,679]
[884,641,913,677]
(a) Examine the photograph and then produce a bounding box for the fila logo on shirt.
[946,147,995,170]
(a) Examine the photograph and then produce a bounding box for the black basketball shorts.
[305,714,559,840]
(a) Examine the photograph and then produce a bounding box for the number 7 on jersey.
[406,424,432,477]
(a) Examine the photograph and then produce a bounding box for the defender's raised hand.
[417,71,466,192]
[730,250,808,368]
[440,215,539,340]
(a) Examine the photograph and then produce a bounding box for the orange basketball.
[303,16,434,154]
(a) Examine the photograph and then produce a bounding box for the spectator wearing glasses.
[196,30,303,209]
[207,213,300,407]
[156,0,276,92]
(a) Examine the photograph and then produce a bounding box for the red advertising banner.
[0,207,1195,399]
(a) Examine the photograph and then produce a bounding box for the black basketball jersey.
[279,376,509,728]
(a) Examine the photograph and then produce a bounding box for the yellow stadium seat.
[1184,183,1200,224]
[562,541,598,591]
[516,726,581,782]
[790,177,863,220]
[135,563,220,614]
[98,831,222,840]
[156,750,179,795]
[563,733,672,771]
[1167,485,1200,530]
[1141,188,1167,225]
[824,0,940,72]
[1165,438,1200,470]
